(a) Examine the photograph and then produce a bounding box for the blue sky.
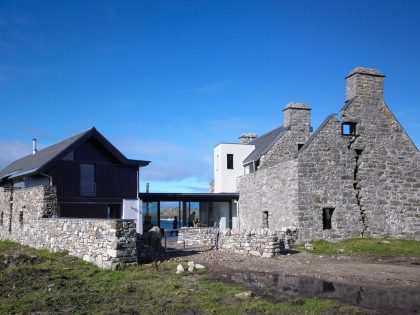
[0,0,419,192]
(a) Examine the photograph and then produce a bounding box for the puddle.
[223,271,420,314]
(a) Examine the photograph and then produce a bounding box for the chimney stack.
[239,133,257,144]
[283,102,311,131]
[32,138,37,155]
[345,67,385,101]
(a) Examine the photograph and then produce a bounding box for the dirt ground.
[174,250,420,314]
[180,250,420,289]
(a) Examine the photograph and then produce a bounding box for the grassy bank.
[0,241,361,314]
[295,238,420,256]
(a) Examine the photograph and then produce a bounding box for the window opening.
[298,143,304,150]
[227,154,234,169]
[262,211,269,229]
[342,122,357,136]
[62,151,74,161]
[19,211,24,227]
[322,208,334,230]
[0,212,3,226]
[80,164,96,196]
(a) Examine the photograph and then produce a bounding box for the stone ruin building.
[238,67,420,241]
[0,67,419,269]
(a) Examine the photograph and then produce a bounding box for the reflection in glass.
[143,202,158,232]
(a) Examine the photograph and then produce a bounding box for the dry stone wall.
[176,227,296,258]
[0,186,137,269]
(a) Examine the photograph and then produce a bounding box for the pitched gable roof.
[0,127,150,181]
[243,126,288,165]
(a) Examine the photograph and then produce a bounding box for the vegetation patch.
[0,241,362,314]
[295,238,420,256]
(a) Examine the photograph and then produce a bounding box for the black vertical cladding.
[48,137,139,218]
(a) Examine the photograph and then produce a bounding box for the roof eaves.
[126,159,151,167]
[9,168,39,179]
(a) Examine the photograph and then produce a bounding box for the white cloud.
[0,139,31,169]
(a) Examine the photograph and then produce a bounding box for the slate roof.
[243,126,288,165]
[0,127,150,181]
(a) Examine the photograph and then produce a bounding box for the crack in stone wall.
[353,149,366,236]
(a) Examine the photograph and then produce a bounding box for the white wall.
[213,143,254,193]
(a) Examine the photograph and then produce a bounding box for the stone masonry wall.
[238,160,299,231]
[340,96,420,239]
[177,227,294,258]
[0,186,137,269]
[296,116,365,241]
[260,104,311,169]
[238,68,419,243]
[296,69,420,241]
[218,228,284,257]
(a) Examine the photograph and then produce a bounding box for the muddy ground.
[183,250,420,289]
[172,250,420,314]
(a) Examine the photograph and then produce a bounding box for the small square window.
[227,154,234,169]
[342,122,357,136]
[298,143,304,150]
[322,208,334,230]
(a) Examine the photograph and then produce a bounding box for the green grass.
[295,238,420,256]
[0,241,363,314]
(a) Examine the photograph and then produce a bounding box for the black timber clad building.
[0,127,150,218]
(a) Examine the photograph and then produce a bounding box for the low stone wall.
[0,186,137,269]
[177,227,218,248]
[218,228,283,258]
[176,227,298,258]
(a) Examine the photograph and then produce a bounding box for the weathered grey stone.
[237,67,420,243]
[0,186,138,269]
[235,291,253,299]
[176,264,184,274]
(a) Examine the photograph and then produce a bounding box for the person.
[171,215,178,235]
[188,211,196,227]
[172,215,178,230]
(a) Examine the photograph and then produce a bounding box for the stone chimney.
[345,67,385,101]
[283,102,311,131]
[239,133,257,144]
